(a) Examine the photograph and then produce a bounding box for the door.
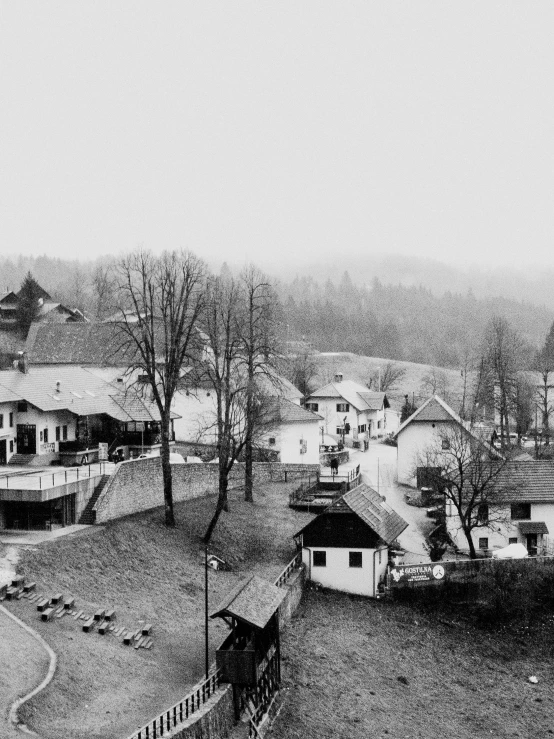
[526,534,538,557]
[0,439,6,465]
[17,424,36,455]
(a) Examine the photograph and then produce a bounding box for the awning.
[518,521,549,535]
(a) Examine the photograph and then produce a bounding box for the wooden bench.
[104,609,116,621]
[63,597,75,610]
[41,608,54,622]
[98,621,109,635]
[141,623,152,636]
[93,609,105,621]
[50,593,63,605]
[36,598,50,612]
[23,582,36,593]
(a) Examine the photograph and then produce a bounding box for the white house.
[447,461,554,557]
[306,373,390,446]
[394,395,499,487]
[261,398,322,465]
[294,484,408,597]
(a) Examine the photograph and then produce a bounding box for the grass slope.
[5,482,313,739]
[271,588,554,739]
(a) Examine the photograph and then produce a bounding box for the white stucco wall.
[396,421,455,486]
[301,546,388,597]
[15,405,76,456]
[172,388,218,443]
[311,398,386,441]
[0,401,17,462]
[447,500,554,555]
[265,420,320,465]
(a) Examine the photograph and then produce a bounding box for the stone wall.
[94,459,320,524]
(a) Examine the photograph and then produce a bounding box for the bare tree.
[534,321,554,448]
[238,266,280,503]
[420,366,449,399]
[283,350,319,401]
[482,317,526,447]
[115,249,205,526]
[368,361,406,392]
[91,262,117,320]
[416,425,509,559]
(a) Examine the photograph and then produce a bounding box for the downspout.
[372,546,388,598]
[305,548,312,582]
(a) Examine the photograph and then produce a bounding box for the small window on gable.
[337,403,350,413]
[313,551,327,567]
[268,437,276,446]
[349,551,363,568]
[18,401,27,413]
[478,538,489,550]
[306,403,318,412]
[441,438,450,450]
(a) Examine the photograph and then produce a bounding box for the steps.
[78,475,110,525]
[8,453,36,466]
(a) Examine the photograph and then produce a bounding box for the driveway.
[349,442,431,563]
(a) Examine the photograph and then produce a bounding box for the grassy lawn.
[4,481,313,739]
[270,588,554,739]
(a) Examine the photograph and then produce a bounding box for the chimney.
[334,372,343,383]
[18,351,29,374]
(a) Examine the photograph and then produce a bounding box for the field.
[270,587,554,739]
[4,481,313,739]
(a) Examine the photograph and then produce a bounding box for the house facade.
[306,374,390,446]
[295,484,408,597]
[394,395,497,487]
[447,461,554,557]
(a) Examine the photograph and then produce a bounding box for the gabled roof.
[210,575,286,629]
[25,323,142,366]
[0,291,18,306]
[267,397,322,424]
[490,461,554,503]
[308,379,388,413]
[296,483,408,545]
[395,395,466,436]
[0,366,169,422]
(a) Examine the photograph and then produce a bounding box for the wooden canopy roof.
[210,575,286,630]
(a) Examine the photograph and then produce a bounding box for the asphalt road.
[349,442,432,563]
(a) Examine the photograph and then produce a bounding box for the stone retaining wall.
[94,459,319,524]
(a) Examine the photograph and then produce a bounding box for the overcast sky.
[1,2,553,272]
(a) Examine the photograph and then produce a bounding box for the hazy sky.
[1,2,553,271]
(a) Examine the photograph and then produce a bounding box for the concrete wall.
[301,545,388,597]
[95,458,320,524]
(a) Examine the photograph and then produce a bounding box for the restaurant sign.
[390,563,446,585]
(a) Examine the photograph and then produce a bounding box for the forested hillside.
[278,274,551,367]
[1,255,551,368]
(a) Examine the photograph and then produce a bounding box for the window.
[306,403,319,412]
[349,551,363,568]
[509,537,518,545]
[0,414,3,429]
[477,504,489,524]
[268,437,276,446]
[9,440,13,453]
[62,425,68,441]
[377,420,382,429]
[56,426,60,442]
[9,412,13,427]
[313,551,327,567]
[441,438,450,450]
[17,402,27,413]
[336,403,350,413]
[299,439,307,454]
[43,428,48,443]
[478,538,489,550]
[358,424,366,433]
[336,427,343,435]
[511,503,531,520]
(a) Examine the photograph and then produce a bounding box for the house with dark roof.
[394,395,499,487]
[0,285,84,329]
[446,461,554,557]
[294,483,408,597]
[305,373,390,447]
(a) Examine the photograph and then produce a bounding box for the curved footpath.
[0,603,57,738]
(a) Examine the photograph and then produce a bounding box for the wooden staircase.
[78,475,110,525]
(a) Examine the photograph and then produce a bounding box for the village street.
[349,441,431,564]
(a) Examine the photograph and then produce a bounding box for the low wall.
[95,459,320,524]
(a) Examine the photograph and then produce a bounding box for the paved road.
[348,442,432,563]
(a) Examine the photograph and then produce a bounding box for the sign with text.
[389,563,446,585]
[98,443,108,461]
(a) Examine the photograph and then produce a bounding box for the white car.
[137,451,185,464]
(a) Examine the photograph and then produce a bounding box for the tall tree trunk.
[244,387,254,502]
[204,470,229,542]
[462,524,477,559]
[160,414,175,527]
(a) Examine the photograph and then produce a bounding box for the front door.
[17,424,36,455]
[0,439,6,465]
[526,534,538,557]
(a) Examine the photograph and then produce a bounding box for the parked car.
[137,451,185,464]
